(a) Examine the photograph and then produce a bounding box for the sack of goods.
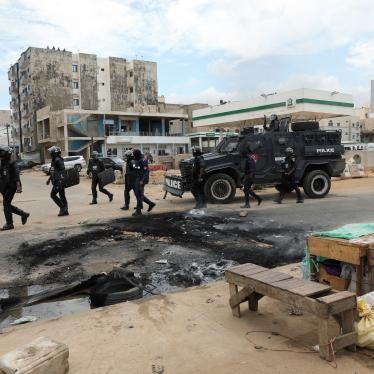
[98,168,115,186]
[54,169,80,189]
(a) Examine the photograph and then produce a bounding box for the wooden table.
[307,234,374,295]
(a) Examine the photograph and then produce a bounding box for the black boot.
[257,197,263,206]
[120,205,129,211]
[241,200,250,208]
[21,212,30,225]
[1,223,14,231]
[58,208,69,216]
[275,192,284,204]
[90,200,97,205]
[132,209,142,217]
[108,193,113,202]
[147,202,156,212]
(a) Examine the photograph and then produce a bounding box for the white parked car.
[41,155,87,175]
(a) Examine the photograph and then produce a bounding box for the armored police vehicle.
[164,116,345,204]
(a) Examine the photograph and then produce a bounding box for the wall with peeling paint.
[78,53,98,110]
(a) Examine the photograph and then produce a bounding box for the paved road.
[0,172,373,286]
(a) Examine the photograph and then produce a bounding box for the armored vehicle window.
[220,138,239,153]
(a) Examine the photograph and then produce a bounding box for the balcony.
[9,82,18,95]
[19,73,30,86]
[8,65,17,80]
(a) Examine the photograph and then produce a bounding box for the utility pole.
[16,62,23,153]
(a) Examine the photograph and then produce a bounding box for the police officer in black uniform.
[132,149,155,216]
[191,146,206,209]
[275,147,304,204]
[46,146,69,216]
[87,151,113,205]
[0,146,29,230]
[121,150,134,211]
[241,151,262,208]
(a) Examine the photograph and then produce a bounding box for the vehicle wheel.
[74,164,82,172]
[204,173,236,204]
[303,170,331,198]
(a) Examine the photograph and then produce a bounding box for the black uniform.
[0,158,28,228]
[123,155,134,209]
[87,158,113,203]
[49,155,69,213]
[133,157,154,213]
[276,154,303,203]
[242,154,262,207]
[191,154,206,209]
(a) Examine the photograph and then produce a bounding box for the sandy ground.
[0,276,372,374]
[0,173,373,372]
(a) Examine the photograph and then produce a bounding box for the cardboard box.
[318,264,350,291]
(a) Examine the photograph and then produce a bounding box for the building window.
[337,122,340,127]
[101,68,104,71]
[73,98,80,106]
[129,71,133,77]
[72,64,78,72]
[72,81,79,89]
[129,86,134,93]
[328,120,333,127]
[101,82,105,86]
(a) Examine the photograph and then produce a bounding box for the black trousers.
[278,176,303,202]
[51,186,68,210]
[134,181,153,210]
[124,175,133,207]
[243,177,261,205]
[2,184,25,225]
[191,182,206,208]
[91,178,111,201]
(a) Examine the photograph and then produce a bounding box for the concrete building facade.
[319,116,362,143]
[192,89,354,129]
[0,110,11,146]
[36,106,191,163]
[8,47,158,160]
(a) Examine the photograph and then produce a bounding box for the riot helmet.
[48,146,61,155]
[0,145,12,160]
[133,149,142,161]
[92,151,99,159]
[192,146,202,157]
[124,150,133,159]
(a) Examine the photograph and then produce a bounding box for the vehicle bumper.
[330,159,346,177]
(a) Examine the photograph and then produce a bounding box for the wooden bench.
[225,263,357,361]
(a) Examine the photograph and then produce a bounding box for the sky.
[1,0,374,109]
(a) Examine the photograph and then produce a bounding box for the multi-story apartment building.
[0,110,11,146]
[319,116,362,143]
[8,47,158,159]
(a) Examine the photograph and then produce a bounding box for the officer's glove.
[46,179,51,186]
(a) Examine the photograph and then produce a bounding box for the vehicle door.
[252,135,274,183]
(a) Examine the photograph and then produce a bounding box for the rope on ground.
[245,330,339,369]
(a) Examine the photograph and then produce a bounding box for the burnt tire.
[303,170,331,198]
[89,279,143,307]
[204,173,236,204]
[291,121,319,131]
